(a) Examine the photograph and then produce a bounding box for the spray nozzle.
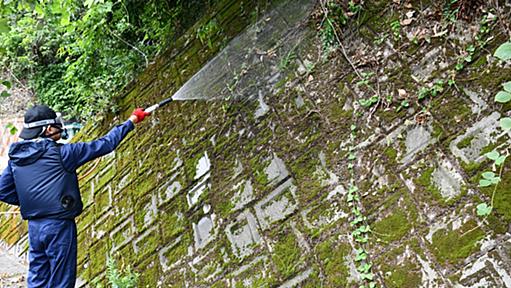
[145,97,174,113]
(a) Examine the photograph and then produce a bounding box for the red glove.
[131,108,150,123]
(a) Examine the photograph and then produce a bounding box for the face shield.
[54,113,69,140]
[23,112,69,140]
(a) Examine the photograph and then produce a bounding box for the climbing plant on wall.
[475,40,511,218]
[0,0,216,120]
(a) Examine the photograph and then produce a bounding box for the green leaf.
[357,263,372,273]
[503,81,511,93]
[0,91,10,98]
[491,176,501,184]
[0,18,9,34]
[360,272,374,281]
[34,4,44,17]
[359,225,371,233]
[495,42,511,61]
[5,123,18,135]
[359,98,373,108]
[349,185,359,193]
[61,11,70,26]
[476,203,492,216]
[355,250,367,261]
[482,171,495,179]
[495,91,511,103]
[485,150,500,161]
[495,155,507,166]
[350,216,364,226]
[84,0,95,8]
[355,235,368,243]
[479,179,492,187]
[500,117,511,131]
[1,80,12,89]
[418,87,429,100]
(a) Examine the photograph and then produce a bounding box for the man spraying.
[0,104,150,287]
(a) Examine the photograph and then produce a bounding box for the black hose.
[158,97,173,107]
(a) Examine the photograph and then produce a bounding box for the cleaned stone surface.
[254,178,298,230]
[431,159,465,200]
[225,211,261,258]
[449,112,502,163]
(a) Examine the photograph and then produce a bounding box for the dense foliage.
[0,0,215,119]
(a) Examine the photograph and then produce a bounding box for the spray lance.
[144,97,174,113]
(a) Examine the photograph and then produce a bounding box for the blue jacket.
[0,120,134,220]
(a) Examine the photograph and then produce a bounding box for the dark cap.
[19,105,58,140]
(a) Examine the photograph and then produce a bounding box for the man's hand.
[130,108,151,123]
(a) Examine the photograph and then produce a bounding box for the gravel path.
[0,247,26,288]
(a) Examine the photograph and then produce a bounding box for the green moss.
[272,233,303,280]
[486,212,509,235]
[415,167,444,201]
[362,178,401,215]
[471,54,488,68]
[480,166,511,221]
[479,142,500,157]
[429,220,484,265]
[460,161,483,177]
[471,64,511,93]
[210,281,227,288]
[382,145,399,167]
[94,187,112,214]
[217,200,235,219]
[372,210,411,242]
[160,233,191,268]
[430,92,472,137]
[136,256,161,287]
[432,122,444,139]
[160,198,188,242]
[289,150,325,203]
[300,266,321,287]
[303,200,350,240]
[230,257,276,287]
[316,238,351,287]
[135,228,161,264]
[457,135,475,150]
[384,261,421,288]
[89,241,110,279]
[384,146,398,160]
[327,94,352,126]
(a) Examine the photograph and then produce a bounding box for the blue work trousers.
[27,218,77,288]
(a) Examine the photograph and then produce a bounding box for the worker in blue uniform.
[0,104,150,288]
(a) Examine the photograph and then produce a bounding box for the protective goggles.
[24,113,69,140]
